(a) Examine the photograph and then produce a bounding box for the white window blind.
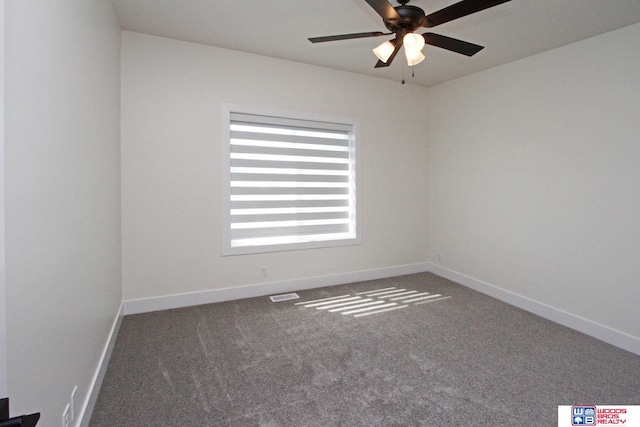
[224,109,359,254]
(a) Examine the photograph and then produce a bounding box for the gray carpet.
[90,273,640,426]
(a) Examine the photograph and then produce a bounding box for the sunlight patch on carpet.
[293,287,451,317]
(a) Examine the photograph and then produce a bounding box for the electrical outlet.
[62,403,70,427]
[438,252,443,263]
[260,266,268,278]
[70,385,78,421]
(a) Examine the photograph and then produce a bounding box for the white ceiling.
[111,0,640,87]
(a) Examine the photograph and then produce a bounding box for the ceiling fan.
[309,0,511,68]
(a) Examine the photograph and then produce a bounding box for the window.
[222,105,360,255]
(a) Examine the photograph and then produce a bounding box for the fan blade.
[374,38,402,68]
[308,31,389,43]
[422,0,511,28]
[365,0,401,21]
[423,32,484,56]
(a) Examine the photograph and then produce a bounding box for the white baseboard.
[427,263,640,357]
[122,262,431,315]
[77,302,124,427]
[122,262,640,356]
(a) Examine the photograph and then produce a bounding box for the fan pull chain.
[402,66,416,84]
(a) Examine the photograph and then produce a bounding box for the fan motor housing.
[384,5,425,32]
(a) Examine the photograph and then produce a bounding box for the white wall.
[427,23,640,342]
[4,1,121,425]
[121,32,430,302]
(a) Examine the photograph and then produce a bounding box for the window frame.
[221,104,361,256]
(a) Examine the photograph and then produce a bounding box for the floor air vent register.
[269,293,300,302]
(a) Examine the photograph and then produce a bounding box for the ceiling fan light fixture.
[308,0,511,70]
[403,32,425,53]
[405,50,425,66]
[373,40,395,63]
